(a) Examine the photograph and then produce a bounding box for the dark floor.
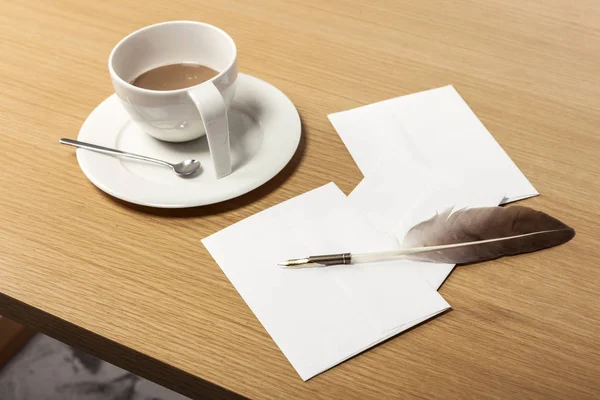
[0,334,191,400]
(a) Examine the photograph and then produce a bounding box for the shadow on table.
[98,116,308,219]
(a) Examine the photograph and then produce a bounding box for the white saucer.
[76,73,301,208]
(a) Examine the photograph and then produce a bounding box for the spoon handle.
[59,138,172,168]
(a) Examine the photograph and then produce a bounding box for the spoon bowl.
[172,159,201,177]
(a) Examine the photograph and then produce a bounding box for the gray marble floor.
[0,334,191,400]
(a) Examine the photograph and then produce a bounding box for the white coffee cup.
[108,21,237,178]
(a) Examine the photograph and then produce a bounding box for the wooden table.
[1,0,598,398]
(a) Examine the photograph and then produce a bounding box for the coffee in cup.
[131,63,219,91]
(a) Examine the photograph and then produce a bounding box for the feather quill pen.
[398,205,575,264]
[278,206,575,267]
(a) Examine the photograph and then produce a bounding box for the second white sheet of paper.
[330,85,538,289]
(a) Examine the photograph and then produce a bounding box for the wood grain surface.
[0,0,599,398]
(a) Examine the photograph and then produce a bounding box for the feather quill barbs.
[400,206,575,264]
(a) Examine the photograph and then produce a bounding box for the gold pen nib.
[277,258,312,268]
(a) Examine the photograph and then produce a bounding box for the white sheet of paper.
[328,85,538,204]
[202,183,450,380]
[348,169,506,289]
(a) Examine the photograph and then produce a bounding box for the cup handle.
[187,82,232,178]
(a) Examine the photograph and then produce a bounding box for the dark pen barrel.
[307,253,352,266]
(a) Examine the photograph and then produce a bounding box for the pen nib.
[278,258,311,268]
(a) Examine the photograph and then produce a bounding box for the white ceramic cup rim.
[108,20,237,96]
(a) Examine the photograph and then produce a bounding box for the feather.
[399,205,575,264]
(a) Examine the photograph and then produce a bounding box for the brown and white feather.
[400,206,575,264]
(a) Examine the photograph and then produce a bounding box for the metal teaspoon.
[60,138,201,177]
